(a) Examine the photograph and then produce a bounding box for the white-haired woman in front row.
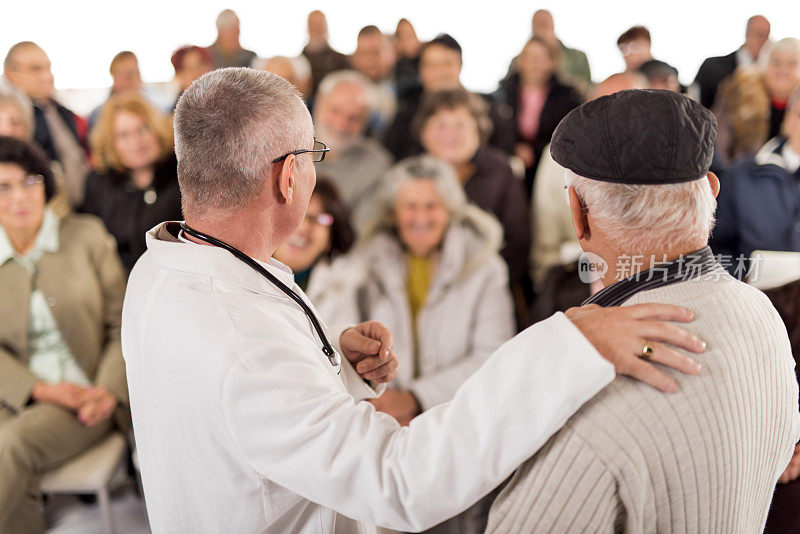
[319,155,514,532]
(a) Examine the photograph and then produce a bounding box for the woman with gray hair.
[322,155,514,532]
[0,90,34,140]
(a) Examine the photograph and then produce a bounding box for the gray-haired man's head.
[174,68,313,218]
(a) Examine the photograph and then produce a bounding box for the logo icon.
[578,251,608,283]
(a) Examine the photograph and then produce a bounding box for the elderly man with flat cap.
[486,89,800,533]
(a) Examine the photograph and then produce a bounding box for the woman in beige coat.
[0,137,128,534]
[330,155,515,533]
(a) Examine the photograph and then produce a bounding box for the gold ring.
[640,341,656,360]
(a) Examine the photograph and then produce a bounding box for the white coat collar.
[144,221,297,296]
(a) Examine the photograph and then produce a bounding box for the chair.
[39,432,127,534]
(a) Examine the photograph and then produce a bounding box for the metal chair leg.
[97,485,115,534]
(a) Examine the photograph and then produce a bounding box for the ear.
[276,154,297,205]
[567,186,589,241]
[707,171,720,199]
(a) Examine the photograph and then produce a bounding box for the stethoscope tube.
[179,222,340,371]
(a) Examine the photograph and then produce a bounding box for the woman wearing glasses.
[0,136,129,533]
[273,177,354,293]
[81,93,181,273]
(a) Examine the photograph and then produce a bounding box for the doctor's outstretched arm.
[221,304,704,532]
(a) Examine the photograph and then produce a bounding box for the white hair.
[315,70,378,113]
[565,169,716,255]
[0,87,34,139]
[174,68,312,217]
[759,37,800,71]
[360,155,503,278]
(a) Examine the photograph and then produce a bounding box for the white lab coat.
[122,221,615,533]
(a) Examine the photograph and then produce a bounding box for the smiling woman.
[273,177,354,291]
[80,93,181,272]
[0,136,129,533]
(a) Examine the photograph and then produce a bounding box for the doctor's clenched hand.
[340,321,399,383]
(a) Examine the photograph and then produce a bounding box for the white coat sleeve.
[221,312,614,532]
[409,258,516,410]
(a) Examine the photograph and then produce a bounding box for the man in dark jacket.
[3,41,89,208]
[384,34,513,160]
[302,10,350,97]
[692,15,770,109]
[711,89,800,267]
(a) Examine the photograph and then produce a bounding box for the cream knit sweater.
[486,271,800,533]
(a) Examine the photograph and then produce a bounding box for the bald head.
[307,10,329,44]
[745,15,770,59]
[3,42,54,100]
[216,9,239,30]
[532,10,556,42]
[588,72,648,100]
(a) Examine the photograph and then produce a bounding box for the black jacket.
[492,74,582,194]
[693,51,738,109]
[383,85,519,161]
[81,154,182,273]
[33,99,88,163]
[465,147,531,285]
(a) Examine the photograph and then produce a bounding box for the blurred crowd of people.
[1,7,800,533]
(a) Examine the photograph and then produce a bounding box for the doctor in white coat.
[121,68,706,533]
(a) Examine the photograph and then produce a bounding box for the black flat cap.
[550,89,717,184]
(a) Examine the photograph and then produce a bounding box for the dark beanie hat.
[550,89,717,184]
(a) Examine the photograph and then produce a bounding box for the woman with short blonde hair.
[82,94,181,272]
[89,93,173,172]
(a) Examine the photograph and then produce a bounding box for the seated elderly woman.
[486,90,799,532]
[715,37,800,164]
[82,93,182,272]
[0,136,129,533]
[416,88,530,320]
[322,155,515,532]
[272,177,354,297]
[329,155,514,419]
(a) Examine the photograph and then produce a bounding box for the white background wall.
[2,1,798,105]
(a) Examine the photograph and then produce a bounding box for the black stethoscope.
[180,222,341,372]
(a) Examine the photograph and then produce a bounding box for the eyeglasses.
[305,212,334,227]
[272,139,330,164]
[0,174,45,197]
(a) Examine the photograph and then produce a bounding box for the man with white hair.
[530,72,647,293]
[313,70,393,229]
[487,89,800,532]
[208,9,256,68]
[121,69,708,533]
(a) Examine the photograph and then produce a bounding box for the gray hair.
[565,169,716,255]
[174,68,312,217]
[760,37,800,71]
[0,87,34,139]
[316,70,377,113]
[361,155,503,276]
